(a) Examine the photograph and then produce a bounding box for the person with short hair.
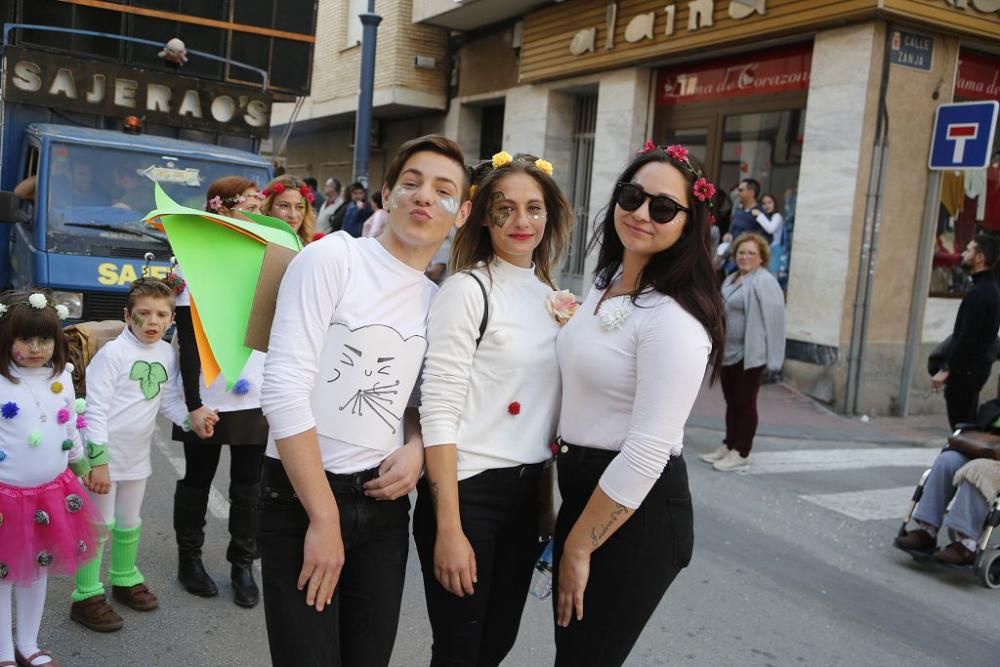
[304,177,324,212]
[340,182,374,238]
[316,178,344,235]
[702,232,785,473]
[70,279,210,632]
[932,234,1000,428]
[259,135,471,665]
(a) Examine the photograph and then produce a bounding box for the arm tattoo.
[591,503,630,547]
[428,479,441,510]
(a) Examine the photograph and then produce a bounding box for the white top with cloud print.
[261,232,437,474]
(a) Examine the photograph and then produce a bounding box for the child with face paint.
[259,135,471,666]
[0,289,105,667]
[415,152,574,666]
[69,279,214,634]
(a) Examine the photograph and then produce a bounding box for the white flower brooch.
[597,296,634,332]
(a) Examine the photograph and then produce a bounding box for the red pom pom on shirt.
[507,402,521,416]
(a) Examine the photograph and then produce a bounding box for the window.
[479,104,505,160]
[346,0,366,48]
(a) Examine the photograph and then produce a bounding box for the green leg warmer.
[108,523,145,587]
[72,523,112,602]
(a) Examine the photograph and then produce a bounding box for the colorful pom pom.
[55,304,69,320]
[0,449,6,462]
[57,408,71,425]
[76,415,88,430]
[232,378,251,396]
[61,439,73,451]
[74,398,86,415]
[549,441,560,456]
[50,382,63,394]
[507,401,521,416]
[28,431,42,448]
[1,402,18,420]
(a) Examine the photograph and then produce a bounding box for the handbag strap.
[466,271,489,348]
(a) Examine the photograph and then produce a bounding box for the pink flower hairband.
[639,141,718,223]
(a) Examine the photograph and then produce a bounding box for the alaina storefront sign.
[3,47,272,138]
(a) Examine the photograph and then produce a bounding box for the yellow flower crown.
[470,151,554,200]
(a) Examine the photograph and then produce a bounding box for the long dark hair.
[452,154,573,288]
[591,147,725,381]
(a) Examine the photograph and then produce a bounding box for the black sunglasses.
[614,182,690,224]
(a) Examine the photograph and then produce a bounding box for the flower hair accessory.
[468,184,478,199]
[163,257,186,296]
[298,185,315,204]
[534,159,553,176]
[207,195,224,212]
[638,141,718,207]
[261,182,285,197]
[28,293,47,309]
[0,293,68,320]
[492,151,513,169]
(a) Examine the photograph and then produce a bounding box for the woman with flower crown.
[551,142,725,666]
[260,175,316,245]
[169,176,270,610]
[416,151,573,666]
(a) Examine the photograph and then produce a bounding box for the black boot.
[227,481,261,608]
[173,481,219,597]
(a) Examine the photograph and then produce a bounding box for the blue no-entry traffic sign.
[929,101,998,170]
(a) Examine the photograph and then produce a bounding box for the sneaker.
[111,583,159,611]
[932,542,975,566]
[713,449,750,472]
[894,529,936,553]
[70,594,124,633]
[700,445,730,464]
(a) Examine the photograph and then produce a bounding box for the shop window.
[931,50,1000,298]
[720,109,804,290]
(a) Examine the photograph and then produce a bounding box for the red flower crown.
[261,181,315,204]
[639,141,718,224]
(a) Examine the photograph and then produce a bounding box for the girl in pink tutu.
[0,289,106,667]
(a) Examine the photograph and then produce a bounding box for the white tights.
[89,478,148,529]
[0,574,52,665]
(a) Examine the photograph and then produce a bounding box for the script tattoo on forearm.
[591,503,630,547]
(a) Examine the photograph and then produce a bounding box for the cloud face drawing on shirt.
[312,323,425,450]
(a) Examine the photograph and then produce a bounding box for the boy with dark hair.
[259,135,470,665]
[70,279,216,632]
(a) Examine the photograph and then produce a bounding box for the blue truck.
[0,30,274,321]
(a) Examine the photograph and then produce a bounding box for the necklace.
[23,379,48,423]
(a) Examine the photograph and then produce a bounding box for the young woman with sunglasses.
[552,143,725,666]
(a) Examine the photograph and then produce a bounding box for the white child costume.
[71,327,189,604]
[0,365,101,665]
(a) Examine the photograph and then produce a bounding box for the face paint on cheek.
[437,196,459,216]
[488,192,510,228]
[389,185,414,210]
[131,313,144,329]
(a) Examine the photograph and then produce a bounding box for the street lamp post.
[353,1,381,189]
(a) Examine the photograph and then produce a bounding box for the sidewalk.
[689,380,950,446]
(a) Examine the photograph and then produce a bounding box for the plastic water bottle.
[529,541,554,600]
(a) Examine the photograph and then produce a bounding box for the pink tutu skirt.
[0,469,104,585]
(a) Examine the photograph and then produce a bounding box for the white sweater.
[83,327,189,481]
[261,232,437,474]
[0,366,86,488]
[420,259,561,480]
[557,284,711,509]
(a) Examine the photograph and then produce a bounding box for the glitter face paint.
[437,196,460,216]
[488,191,511,228]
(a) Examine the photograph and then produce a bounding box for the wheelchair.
[893,444,1000,589]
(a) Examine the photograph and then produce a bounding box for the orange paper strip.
[189,296,221,387]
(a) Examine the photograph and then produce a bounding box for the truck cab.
[3,124,271,321]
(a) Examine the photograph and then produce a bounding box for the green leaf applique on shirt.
[129,361,168,400]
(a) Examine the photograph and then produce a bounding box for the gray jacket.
[723,268,786,371]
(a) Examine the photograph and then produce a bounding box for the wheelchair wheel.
[976,549,1000,589]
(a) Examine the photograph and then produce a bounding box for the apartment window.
[479,104,505,160]
[346,0,366,48]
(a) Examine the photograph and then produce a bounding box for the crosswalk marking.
[800,487,915,521]
[745,447,938,475]
[153,423,230,520]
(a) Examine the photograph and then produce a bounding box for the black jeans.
[259,457,410,667]
[945,368,991,429]
[413,464,544,667]
[182,442,264,488]
[552,444,693,667]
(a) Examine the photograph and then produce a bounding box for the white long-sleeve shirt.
[420,259,561,480]
[0,366,86,487]
[557,284,711,509]
[261,232,437,474]
[754,210,785,246]
[83,327,188,481]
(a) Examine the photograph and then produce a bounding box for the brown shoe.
[15,648,59,667]
[112,583,159,611]
[895,529,936,553]
[933,542,975,566]
[70,594,124,632]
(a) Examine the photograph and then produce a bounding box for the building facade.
[414,0,1000,416]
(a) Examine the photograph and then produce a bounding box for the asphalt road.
[33,420,998,666]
